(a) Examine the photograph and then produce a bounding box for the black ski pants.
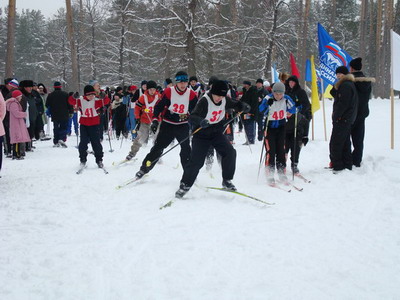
[351,117,366,167]
[79,124,103,163]
[140,122,191,173]
[329,120,352,171]
[285,133,302,166]
[181,132,236,187]
[266,126,286,171]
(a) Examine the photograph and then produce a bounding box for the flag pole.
[320,78,327,141]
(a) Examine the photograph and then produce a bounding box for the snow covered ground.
[1,98,400,300]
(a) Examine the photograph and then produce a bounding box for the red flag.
[290,53,301,78]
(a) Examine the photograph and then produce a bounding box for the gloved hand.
[150,120,159,134]
[200,119,210,128]
[302,137,309,146]
[73,91,79,99]
[240,102,251,113]
[267,98,274,106]
[99,91,106,99]
[135,119,141,131]
[69,113,74,118]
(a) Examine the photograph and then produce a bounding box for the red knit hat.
[128,85,138,91]
[12,90,23,98]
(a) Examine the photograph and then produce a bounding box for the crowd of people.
[0,58,373,190]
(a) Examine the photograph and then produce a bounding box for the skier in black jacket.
[175,80,250,198]
[285,75,312,173]
[329,66,358,172]
[349,57,375,167]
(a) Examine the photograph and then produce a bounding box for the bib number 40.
[272,110,284,120]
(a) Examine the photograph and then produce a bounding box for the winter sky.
[12,0,65,18]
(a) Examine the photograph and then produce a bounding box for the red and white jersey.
[80,97,99,119]
[204,94,225,124]
[169,87,191,115]
[143,93,158,113]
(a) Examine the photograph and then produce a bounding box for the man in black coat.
[329,66,358,172]
[20,80,38,151]
[46,81,73,147]
[241,80,259,144]
[349,57,375,167]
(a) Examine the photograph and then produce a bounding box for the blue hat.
[89,79,98,86]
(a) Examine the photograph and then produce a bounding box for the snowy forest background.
[1,0,400,98]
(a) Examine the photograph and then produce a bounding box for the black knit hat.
[208,76,219,86]
[256,78,264,84]
[146,80,157,90]
[335,66,349,75]
[189,76,198,82]
[20,80,34,88]
[54,81,62,89]
[350,57,362,71]
[165,78,173,85]
[141,80,147,87]
[84,84,96,95]
[210,80,228,97]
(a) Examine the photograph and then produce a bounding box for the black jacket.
[352,71,375,120]
[46,89,73,121]
[286,76,312,121]
[330,74,358,124]
[241,85,259,117]
[21,89,39,122]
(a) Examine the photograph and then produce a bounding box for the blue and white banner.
[318,23,353,86]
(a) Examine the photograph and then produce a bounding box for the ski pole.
[102,97,114,153]
[257,113,270,181]
[145,126,203,168]
[145,114,241,169]
[292,108,298,181]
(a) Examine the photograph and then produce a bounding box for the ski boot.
[222,180,237,191]
[175,182,191,198]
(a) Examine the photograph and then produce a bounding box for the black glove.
[302,137,309,146]
[200,119,210,128]
[135,119,140,131]
[150,120,159,134]
[240,102,251,113]
[99,91,106,99]
[267,98,274,106]
[73,91,79,98]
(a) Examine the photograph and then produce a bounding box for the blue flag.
[305,59,311,82]
[318,23,353,86]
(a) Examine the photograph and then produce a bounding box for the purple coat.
[5,98,31,144]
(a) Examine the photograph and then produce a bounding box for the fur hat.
[336,66,349,75]
[146,80,157,90]
[210,80,228,97]
[84,85,96,96]
[272,82,285,93]
[350,57,362,71]
[19,80,34,88]
[242,80,251,86]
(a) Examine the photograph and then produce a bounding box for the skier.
[69,85,110,168]
[259,82,296,184]
[285,75,311,173]
[125,80,161,160]
[175,80,250,198]
[111,87,127,140]
[134,71,198,179]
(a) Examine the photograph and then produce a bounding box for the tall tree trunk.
[77,0,84,91]
[375,0,383,97]
[359,0,368,58]
[119,14,125,87]
[296,0,303,68]
[263,0,279,80]
[328,0,337,33]
[368,0,375,75]
[5,0,16,78]
[186,0,196,76]
[66,0,79,92]
[299,0,311,79]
